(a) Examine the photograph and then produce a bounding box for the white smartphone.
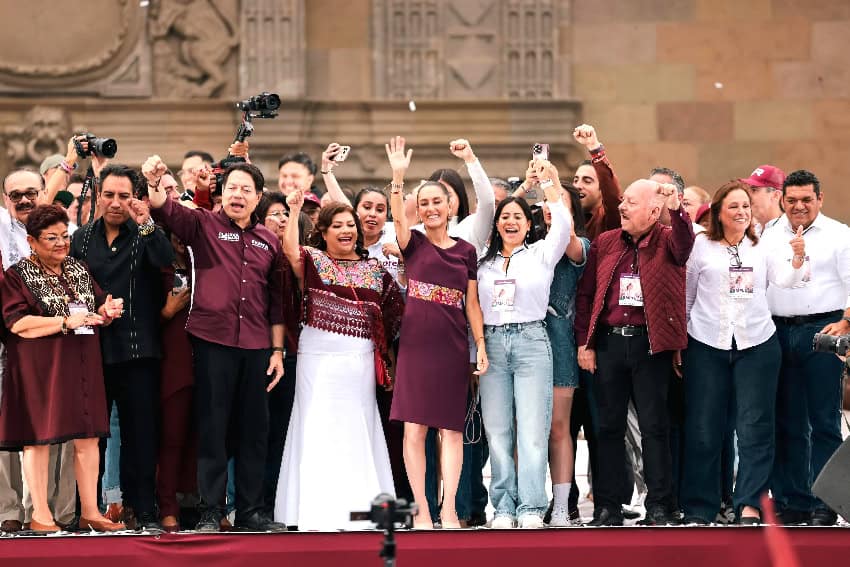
[532,143,549,161]
[334,145,351,163]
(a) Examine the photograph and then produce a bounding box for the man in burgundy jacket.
[575,179,695,526]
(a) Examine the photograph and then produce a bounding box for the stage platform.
[1,527,847,567]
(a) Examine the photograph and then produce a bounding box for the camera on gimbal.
[210,92,281,191]
[74,133,118,159]
[812,332,850,356]
[351,493,417,531]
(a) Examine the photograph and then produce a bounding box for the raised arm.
[40,137,79,206]
[142,154,169,210]
[575,124,622,231]
[283,189,305,286]
[320,143,352,207]
[386,136,413,251]
[536,160,573,267]
[659,183,695,266]
[450,139,494,250]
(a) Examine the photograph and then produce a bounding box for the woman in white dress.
[275,191,405,530]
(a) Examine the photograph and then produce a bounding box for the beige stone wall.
[565,0,850,220]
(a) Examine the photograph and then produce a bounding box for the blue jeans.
[102,402,122,505]
[681,335,780,522]
[773,317,844,513]
[480,321,553,518]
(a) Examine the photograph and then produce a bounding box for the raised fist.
[449,139,476,163]
[573,124,601,151]
[141,155,168,187]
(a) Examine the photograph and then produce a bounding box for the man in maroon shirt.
[572,124,622,241]
[145,157,287,533]
[575,179,694,526]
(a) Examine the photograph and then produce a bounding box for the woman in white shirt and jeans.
[478,160,571,528]
[681,180,806,525]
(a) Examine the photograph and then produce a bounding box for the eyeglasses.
[267,211,289,219]
[727,244,742,268]
[39,234,71,246]
[6,189,40,203]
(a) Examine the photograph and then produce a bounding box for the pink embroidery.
[407,278,463,310]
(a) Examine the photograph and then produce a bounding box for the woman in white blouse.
[681,180,805,525]
[477,160,571,529]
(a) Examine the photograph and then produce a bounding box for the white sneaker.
[490,515,516,529]
[518,514,545,529]
[548,506,569,527]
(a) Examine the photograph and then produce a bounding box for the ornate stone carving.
[149,0,239,98]
[239,0,305,99]
[2,107,69,168]
[372,0,560,99]
[503,0,558,99]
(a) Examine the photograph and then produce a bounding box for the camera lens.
[92,137,118,158]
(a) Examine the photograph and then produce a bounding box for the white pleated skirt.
[274,325,395,530]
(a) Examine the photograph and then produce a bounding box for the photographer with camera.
[761,170,850,526]
[145,155,287,533]
[69,163,174,532]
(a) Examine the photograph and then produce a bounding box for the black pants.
[593,332,673,512]
[192,337,270,519]
[263,353,297,513]
[568,369,598,511]
[101,358,160,517]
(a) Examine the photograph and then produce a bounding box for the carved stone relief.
[2,107,70,168]
[372,0,563,99]
[149,0,239,98]
[239,0,305,99]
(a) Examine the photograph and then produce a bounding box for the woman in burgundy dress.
[0,205,125,533]
[386,137,488,529]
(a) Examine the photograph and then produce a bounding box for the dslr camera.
[812,332,850,356]
[74,133,118,159]
[236,92,281,115]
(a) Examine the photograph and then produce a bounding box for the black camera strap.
[77,165,97,228]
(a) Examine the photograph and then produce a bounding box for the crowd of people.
[0,123,846,534]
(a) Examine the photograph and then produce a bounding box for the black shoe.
[234,512,288,533]
[638,506,680,526]
[195,509,223,533]
[681,515,710,526]
[811,508,838,526]
[121,506,138,531]
[587,508,624,527]
[568,507,581,522]
[776,508,811,526]
[621,506,641,520]
[137,512,162,532]
[543,499,554,524]
[738,516,761,526]
[467,512,487,528]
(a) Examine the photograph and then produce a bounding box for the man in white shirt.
[740,164,785,236]
[762,169,850,526]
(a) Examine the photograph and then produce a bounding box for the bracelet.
[272,346,285,353]
[60,316,69,335]
[793,255,805,262]
[390,182,404,193]
[59,160,76,174]
[148,178,161,191]
[320,170,332,175]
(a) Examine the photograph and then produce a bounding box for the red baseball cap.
[740,165,785,190]
[302,192,321,208]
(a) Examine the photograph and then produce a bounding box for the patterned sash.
[407,278,464,310]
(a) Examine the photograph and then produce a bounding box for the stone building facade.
[0,0,848,218]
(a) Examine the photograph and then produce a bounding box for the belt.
[772,310,842,326]
[607,325,647,337]
[485,320,545,331]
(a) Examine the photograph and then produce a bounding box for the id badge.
[729,267,755,299]
[492,279,517,312]
[618,274,643,307]
[68,302,94,335]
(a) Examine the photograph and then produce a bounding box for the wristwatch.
[138,217,156,236]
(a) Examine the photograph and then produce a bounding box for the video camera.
[74,133,118,159]
[350,493,416,531]
[210,92,281,190]
[813,333,850,357]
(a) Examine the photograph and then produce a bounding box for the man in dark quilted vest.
[574,179,695,526]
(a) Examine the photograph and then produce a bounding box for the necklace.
[31,255,72,304]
